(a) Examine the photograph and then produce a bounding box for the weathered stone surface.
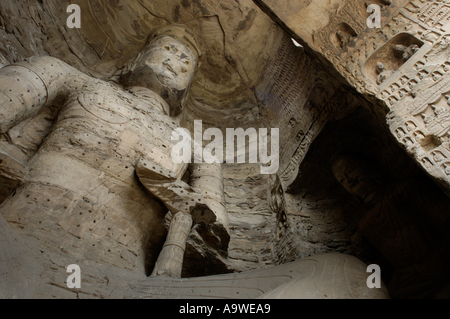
[1,0,450,299]
[254,0,450,197]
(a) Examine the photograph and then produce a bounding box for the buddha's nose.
[163,60,177,74]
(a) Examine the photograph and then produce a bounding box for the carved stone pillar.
[189,163,230,251]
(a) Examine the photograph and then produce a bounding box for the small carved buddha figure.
[332,156,379,204]
[0,25,228,283]
[332,155,450,298]
[336,30,353,48]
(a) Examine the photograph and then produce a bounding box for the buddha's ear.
[177,79,194,113]
[353,194,364,205]
[120,69,132,85]
[195,54,202,71]
[170,104,181,118]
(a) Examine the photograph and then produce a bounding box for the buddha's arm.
[188,162,230,250]
[0,56,87,134]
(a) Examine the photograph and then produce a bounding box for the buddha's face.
[332,157,379,202]
[123,36,198,116]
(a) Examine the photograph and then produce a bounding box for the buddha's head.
[122,25,201,117]
[332,156,380,203]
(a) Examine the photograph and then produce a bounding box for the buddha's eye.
[183,60,190,65]
[164,46,171,51]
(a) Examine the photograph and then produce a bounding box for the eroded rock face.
[0,0,450,299]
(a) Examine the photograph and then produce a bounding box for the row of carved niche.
[413,92,450,134]
[405,0,450,177]
[325,36,417,96]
